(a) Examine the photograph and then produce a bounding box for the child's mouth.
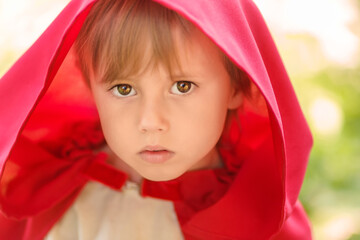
[139,146,174,163]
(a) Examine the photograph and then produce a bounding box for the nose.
[138,97,169,133]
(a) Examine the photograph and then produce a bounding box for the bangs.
[76,0,251,96]
[76,0,192,83]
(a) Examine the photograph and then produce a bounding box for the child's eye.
[111,84,137,97]
[170,81,194,95]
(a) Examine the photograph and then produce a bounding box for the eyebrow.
[169,72,197,80]
[102,76,136,85]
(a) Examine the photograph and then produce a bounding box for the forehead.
[126,25,225,81]
[117,27,225,83]
[123,25,224,81]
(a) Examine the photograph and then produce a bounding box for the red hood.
[0,0,312,239]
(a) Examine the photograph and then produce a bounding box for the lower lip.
[139,150,174,163]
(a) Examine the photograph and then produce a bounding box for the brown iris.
[177,81,191,93]
[116,84,132,95]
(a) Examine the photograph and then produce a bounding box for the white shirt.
[46,181,184,240]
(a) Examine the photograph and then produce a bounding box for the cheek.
[173,88,229,156]
[197,98,228,139]
[99,108,138,163]
[92,93,136,153]
[196,83,230,131]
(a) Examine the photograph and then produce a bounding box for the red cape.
[0,0,313,239]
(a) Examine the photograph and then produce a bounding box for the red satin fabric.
[0,0,313,239]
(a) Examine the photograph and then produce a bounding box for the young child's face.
[90,27,242,181]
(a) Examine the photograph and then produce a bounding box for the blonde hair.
[75,0,250,94]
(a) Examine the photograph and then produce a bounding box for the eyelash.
[110,81,196,98]
[110,84,136,98]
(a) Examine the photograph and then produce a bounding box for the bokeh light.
[309,97,343,136]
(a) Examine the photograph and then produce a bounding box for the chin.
[140,168,186,182]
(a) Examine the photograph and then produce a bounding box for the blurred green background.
[1,0,359,239]
[294,65,360,239]
[261,0,360,238]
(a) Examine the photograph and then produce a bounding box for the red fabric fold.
[83,154,128,190]
[0,135,89,219]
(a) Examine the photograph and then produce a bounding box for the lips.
[139,145,174,163]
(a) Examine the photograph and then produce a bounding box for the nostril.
[138,105,169,133]
[138,118,168,133]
